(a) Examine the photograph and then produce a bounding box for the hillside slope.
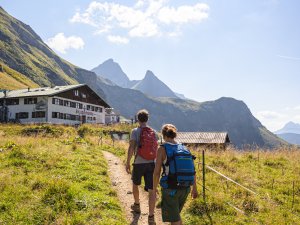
[0,7,106,98]
[0,63,39,89]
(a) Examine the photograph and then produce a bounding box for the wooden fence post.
[292,181,295,209]
[202,149,206,202]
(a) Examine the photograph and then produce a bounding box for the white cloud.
[158,3,209,24]
[256,111,284,120]
[255,111,286,131]
[107,35,129,44]
[276,55,300,61]
[294,115,300,121]
[129,18,159,37]
[255,108,300,132]
[46,33,84,54]
[70,0,209,43]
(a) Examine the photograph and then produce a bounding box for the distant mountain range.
[275,122,300,145]
[92,59,178,98]
[0,6,287,148]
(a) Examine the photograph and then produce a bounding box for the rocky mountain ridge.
[92,59,179,98]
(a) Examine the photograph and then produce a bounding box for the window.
[76,103,82,109]
[52,112,59,118]
[65,114,71,120]
[24,98,37,104]
[16,112,29,119]
[86,105,91,111]
[32,111,46,118]
[52,98,64,106]
[70,102,76,108]
[52,98,60,105]
[64,100,71,107]
[81,93,86,98]
[95,107,103,113]
[6,99,19,105]
[74,90,79,96]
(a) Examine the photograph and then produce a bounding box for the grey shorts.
[132,163,155,191]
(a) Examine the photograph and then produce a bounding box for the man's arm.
[126,139,136,174]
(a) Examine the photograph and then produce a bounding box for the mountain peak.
[132,70,177,98]
[103,58,115,64]
[144,70,158,80]
[91,59,130,88]
[275,121,300,134]
[285,121,298,127]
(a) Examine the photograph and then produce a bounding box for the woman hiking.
[153,124,198,225]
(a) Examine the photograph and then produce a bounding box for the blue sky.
[1,0,300,131]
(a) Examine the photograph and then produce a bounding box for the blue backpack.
[160,143,196,189]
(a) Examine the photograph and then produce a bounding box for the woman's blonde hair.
[161,124,177,139]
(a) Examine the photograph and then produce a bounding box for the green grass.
[182,147,300,224]
[0,124,127,225]
[1,124,299,224]
[0,63,39,90]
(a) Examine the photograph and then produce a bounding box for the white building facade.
[0,84,110,125]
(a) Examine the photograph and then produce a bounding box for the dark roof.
[175,132,230,144]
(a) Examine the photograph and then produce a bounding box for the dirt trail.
[102,151,166,225]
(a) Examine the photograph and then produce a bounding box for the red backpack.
[138,127,158,160]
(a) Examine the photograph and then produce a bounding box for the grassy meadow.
[0,123,299,224]
[0,124,131,225]
[183,147,300,225]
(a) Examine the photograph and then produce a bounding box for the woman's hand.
[191,187,199,199]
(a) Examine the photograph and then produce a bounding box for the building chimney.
[4,90,7,97]
[28,87,30,92]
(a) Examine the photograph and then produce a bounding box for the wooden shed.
[175,132,231,150]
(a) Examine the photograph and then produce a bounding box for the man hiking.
[126,109,158,225]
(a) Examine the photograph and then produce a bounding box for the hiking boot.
[130,203,141,213]
[148,215,156,225]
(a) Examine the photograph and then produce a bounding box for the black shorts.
[132,163,155,191]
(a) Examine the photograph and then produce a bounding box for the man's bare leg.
[148,189,155,215]
[133,183,139,204]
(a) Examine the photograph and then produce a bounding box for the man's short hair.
[137,109,149,123]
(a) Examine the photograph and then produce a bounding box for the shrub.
[21,125,63,137]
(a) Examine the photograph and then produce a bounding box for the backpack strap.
[133,127,142,160]
[161,143,178,175]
